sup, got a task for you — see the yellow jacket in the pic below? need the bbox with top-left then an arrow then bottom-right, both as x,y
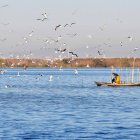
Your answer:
116,76 -> 120,84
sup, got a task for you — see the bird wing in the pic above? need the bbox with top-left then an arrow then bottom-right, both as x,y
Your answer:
70,23 -> 76,27
55,26 -> 58,31
74,53 -> 78,57
42,18 -> 47,21
64,24 -> 68,27
55,25 -> 61,31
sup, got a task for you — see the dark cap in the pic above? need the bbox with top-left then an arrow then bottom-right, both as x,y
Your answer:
112,73 -> 119,76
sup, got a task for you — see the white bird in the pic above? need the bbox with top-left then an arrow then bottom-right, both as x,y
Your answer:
74,69 -> 78,74
0,70 -> 6,74
42,13 -> 47,18
29,31 -> 34,37
23,37 -> 29,44
32,61 -> 35,64
86,64 -> 90,68
128,36 -> 133,41
59,66 -> 63,70
5,85 -> 11,88
17,72 -> 20,76
49,75 -> 53,81
133,47 -> 139,52
120,41 -> 123,47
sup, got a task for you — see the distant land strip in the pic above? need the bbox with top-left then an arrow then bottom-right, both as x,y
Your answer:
0,58 -> 140,68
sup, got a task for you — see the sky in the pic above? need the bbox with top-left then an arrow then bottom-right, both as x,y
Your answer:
0,0 -> 140,58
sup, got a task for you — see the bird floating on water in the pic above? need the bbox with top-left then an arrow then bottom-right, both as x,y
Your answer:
17,72 -> 20,76
49,75 -> 53,81
74,69 -> 78,74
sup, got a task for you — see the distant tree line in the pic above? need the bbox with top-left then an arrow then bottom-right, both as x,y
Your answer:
0,58 -> 139,68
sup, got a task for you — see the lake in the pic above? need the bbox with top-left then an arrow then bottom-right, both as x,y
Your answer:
0,68 -> 140,140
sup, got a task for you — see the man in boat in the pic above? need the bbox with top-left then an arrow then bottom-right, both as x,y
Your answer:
112,73 -> 120,84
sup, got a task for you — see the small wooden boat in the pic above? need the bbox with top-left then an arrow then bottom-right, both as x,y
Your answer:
95,81 -> 140,87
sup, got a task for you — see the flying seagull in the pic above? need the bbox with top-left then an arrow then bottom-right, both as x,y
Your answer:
133,47 -> 139,52
120,41 -> 123,47
98,51 -> 102,55
128,36 -> 133,41
97,50 -> 104,56
0,38 -> 7,42
42,13 -> 47,18
70,22 -> 76,27
1,22 -> 10,26
66,33 -> 77,37
64,24 -> 69,27
37,18 -> 47,21
55,25 -> 62,31
69,51 -> 78,57
0,4 -> 8,8
55,48 -> 66,53
29,31 -> 34,37
37,12 -> 48,21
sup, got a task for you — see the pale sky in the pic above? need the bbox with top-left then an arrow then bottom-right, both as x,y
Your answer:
0,0 -> 140,58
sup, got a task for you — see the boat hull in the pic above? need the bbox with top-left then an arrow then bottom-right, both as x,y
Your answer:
95,82 -> 140,86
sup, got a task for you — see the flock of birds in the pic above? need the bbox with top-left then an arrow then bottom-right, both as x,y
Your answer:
35,11 -> 80,60
0,4 -> 81,88
32,12 -> 79,58
0,8 -> 79,63
0,4 -> 139,60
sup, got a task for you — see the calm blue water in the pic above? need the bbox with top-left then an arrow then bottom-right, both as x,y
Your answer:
0,68 -> 140,140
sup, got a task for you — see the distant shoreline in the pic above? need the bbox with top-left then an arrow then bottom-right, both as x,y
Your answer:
0,58 -> 140,68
